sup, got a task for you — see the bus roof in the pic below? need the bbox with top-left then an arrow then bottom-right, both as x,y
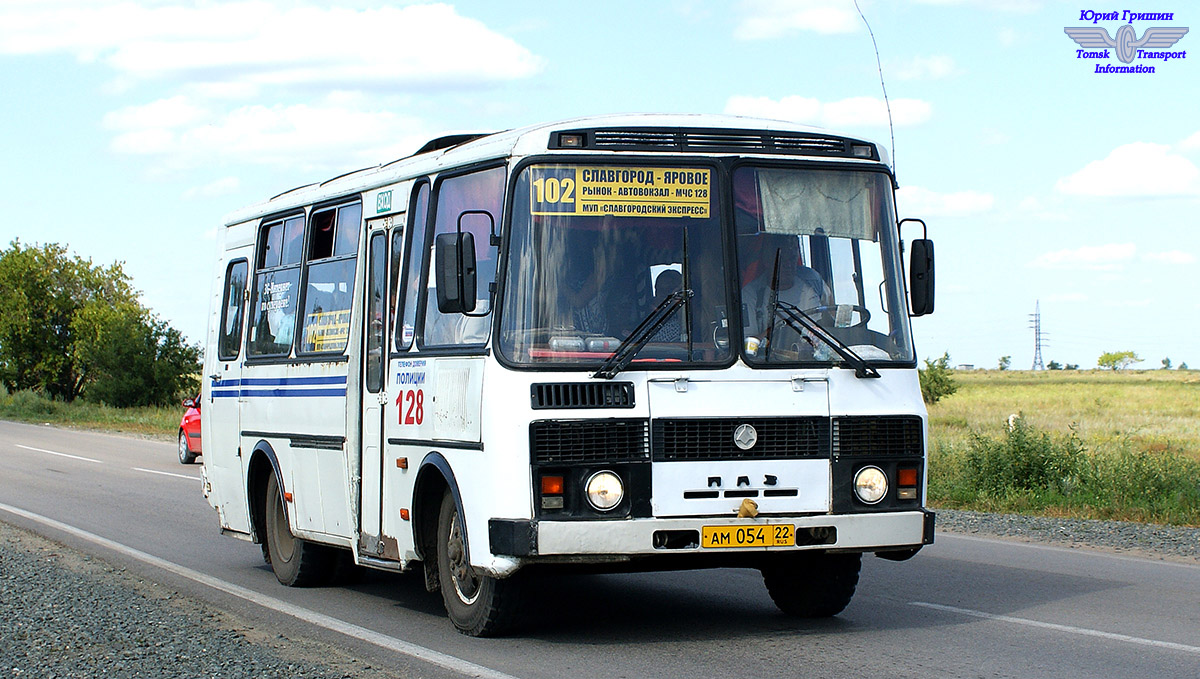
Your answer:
223,113 -> 891,227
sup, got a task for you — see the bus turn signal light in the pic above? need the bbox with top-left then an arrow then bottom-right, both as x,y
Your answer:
897,467 -> 919,500
541,475 -> 564,495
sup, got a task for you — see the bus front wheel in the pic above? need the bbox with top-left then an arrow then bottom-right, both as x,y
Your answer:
435,491 -> 521,636
761,551 -> 861,617
264,473 -> 335,587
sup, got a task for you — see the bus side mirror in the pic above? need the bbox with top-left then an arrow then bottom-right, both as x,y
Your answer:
909,238 -> 935,316
434,231 -> 477,314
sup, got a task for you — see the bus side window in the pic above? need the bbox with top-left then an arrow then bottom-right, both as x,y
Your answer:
248,216 -> 303,357
421,166 -> 505,347
218,259 -> 248,361
298,202 -> 361,355
395,182 -> 429,350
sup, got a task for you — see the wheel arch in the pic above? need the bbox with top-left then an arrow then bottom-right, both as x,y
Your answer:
412,452 -> 466,566
246,440 -> 284,546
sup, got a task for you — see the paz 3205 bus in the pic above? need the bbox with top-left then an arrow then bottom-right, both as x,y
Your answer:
200,113 -> 937,636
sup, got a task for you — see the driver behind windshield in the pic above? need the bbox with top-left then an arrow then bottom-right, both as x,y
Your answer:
739,234 -> 830,357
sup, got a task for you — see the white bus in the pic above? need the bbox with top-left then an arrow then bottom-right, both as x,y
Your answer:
200,113 -> 937,636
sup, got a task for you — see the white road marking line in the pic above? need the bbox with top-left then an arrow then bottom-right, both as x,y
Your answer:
911,601 -> 1200,655
132,467 -> 199,481
14,444 -> 102,464
0,502 -> 522,679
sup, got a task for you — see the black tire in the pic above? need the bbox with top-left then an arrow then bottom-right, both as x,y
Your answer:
177,430 -> 198,465
435,491 -> 522,636
263,474 -> 336,587
762,552 -> 862,617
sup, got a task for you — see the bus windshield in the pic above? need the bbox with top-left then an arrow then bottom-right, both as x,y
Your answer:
734,165 -> 913,365
498,162 -> 914,369
499,163 -> 732,367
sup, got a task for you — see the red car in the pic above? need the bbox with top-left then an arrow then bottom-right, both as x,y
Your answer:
178,395 -> 202,464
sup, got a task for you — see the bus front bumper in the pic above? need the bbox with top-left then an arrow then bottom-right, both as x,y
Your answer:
489,509 -> 935,558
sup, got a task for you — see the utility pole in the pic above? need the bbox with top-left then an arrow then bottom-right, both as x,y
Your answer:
1029,300 -> 1045,371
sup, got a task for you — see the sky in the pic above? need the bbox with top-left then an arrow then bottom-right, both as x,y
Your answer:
1,0 -> 1197,370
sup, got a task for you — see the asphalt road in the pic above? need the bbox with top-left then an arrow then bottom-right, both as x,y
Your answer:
2,419 -> 1197,679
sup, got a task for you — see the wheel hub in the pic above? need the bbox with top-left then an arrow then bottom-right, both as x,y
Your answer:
446,511 -> 480,604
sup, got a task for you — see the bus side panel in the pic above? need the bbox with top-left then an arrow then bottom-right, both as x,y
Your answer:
379,356 -> 484,561
238,360 -> 353,541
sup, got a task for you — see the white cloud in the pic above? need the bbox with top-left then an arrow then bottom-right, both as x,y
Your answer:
724,95 -> 931,128
1029,243 -> 1137,270
184,177 -> 241,200
0,2 -> 542,93
1142,250 -> 1197,265
1044,293 -> 1088,303
105,96 -> 433,172
734,0 -> 860,40
893,55 -> 961,80
103,96 -> 208,132
1182,131 -> 1200,150
1056,142 -> 1200,197
895,186 -> 994,217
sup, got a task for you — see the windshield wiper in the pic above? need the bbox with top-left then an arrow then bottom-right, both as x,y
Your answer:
773,301 -> 880,379
592,289 -> 693,380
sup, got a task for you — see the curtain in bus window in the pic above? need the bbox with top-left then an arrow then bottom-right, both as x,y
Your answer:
758,170 -> 876,240
422,167 -> 505,347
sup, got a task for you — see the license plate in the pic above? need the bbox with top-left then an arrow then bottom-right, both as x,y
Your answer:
701,524 -> 795,548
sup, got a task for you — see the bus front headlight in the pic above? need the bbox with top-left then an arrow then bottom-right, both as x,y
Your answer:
853,466 -> 888,505
585,471 -> 624,511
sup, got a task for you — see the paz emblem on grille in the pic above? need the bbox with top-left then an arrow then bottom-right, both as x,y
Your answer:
733,424 -> 758,450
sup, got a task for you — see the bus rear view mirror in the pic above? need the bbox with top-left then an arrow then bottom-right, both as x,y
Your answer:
435,231 -> 477,314
909,238 -> 934,316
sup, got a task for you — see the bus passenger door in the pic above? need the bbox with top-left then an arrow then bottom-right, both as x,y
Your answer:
359,225 -> 392,558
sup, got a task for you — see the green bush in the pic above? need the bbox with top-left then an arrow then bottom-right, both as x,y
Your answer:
919,352 -> 958,405
930,415 -> 1200,525
963,416 -> 1083,496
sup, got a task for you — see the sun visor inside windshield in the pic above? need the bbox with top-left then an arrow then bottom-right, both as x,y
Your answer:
759,170 -> 877,242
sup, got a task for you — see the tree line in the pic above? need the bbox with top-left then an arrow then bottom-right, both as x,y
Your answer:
0,241 -> 200,407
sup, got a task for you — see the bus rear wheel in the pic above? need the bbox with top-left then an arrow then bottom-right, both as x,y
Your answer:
435,491 -> 521,636
264,473 -> 335,587
761,552 -> 861,617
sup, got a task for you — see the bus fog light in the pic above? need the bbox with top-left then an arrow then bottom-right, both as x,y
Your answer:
585,471 -> 624,511
853,466 -> 888,504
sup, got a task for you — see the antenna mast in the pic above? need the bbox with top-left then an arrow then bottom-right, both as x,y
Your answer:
1029,301 -> 1046,371
854,0 -> 895,171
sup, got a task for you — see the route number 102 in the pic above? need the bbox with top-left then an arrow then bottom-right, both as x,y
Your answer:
395,389 -> 424,425
532,177 -> 575,204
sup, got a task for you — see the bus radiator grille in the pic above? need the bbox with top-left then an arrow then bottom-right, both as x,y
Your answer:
530,419 -> 650,464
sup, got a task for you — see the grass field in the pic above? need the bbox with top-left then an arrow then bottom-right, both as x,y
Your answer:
0,390 -> 181,440
927,369 -> 1200,525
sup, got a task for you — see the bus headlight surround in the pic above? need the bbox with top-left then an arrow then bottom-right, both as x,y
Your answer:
853,466 -> 888,505
585,471 -> 624,511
